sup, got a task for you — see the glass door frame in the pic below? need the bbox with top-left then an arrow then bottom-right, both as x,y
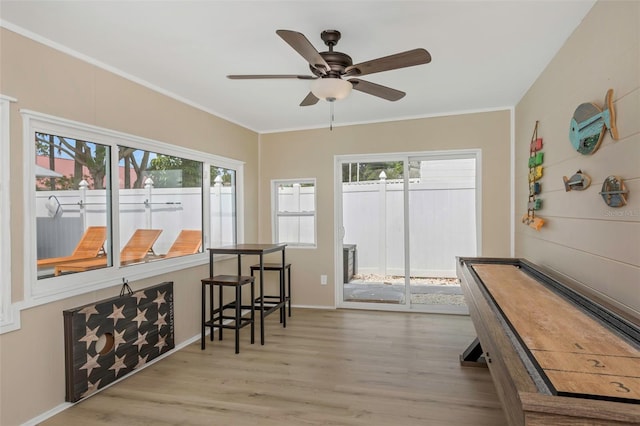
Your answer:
334,149 -> 482,313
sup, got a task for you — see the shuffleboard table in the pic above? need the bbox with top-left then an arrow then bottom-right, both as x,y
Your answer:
457,257 -> 640,426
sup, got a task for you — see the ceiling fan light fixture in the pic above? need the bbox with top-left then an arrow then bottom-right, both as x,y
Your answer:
311,78 -> 352,102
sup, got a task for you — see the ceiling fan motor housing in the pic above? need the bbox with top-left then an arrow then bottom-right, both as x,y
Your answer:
309,30 -> 354,78
311,51 -> 353,77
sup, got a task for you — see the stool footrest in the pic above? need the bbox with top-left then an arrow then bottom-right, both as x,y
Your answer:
202,275 -> 254,286
249,263 -> 291,271
204,318 -> 253,330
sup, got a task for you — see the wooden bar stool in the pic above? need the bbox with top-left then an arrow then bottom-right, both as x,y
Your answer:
250,263 -> 292,320
201,274 -> 255,354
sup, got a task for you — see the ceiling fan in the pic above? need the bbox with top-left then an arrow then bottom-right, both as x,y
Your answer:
228,29 -> 432,107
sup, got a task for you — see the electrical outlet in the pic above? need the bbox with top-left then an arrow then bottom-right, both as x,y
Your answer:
320,275 -> 327,285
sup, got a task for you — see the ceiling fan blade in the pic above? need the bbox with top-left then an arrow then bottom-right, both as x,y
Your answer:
348,78 -> 405,101
227,74 -> 316,80
345,48 -> 431,77
276,29 -> 330,74
300,92 -> 320,106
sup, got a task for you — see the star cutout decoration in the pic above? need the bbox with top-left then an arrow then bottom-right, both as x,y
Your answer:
133,308 -> 148,328
80,353 -> 101,376
133,291 -> 147,305
110,354 -> 127,377
134,331 -> 149,351
112,329 -> 127,351
78,326 -> 100,350
107,304 -> 126,327
155,334 -> 167,351
135,354 -> 149,369
81,378 -> 102,398
154,312 -> 167,330
153,290 -> 167,308
78,305 -> 99,320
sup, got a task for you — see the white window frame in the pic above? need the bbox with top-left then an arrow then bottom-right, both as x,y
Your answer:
22,110 -> 244,306
0,95 -> 17,333
271,178 -> 317,248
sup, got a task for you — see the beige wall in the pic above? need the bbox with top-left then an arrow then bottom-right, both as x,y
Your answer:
260,111 -> 512,307
515,0 -> 640,317
0,29 -> 258,425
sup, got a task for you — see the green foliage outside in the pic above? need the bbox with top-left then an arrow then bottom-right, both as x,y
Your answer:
342,161 -> 405,183
36,133 -> 232,191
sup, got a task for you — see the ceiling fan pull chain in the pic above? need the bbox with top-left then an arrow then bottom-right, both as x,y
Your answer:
330,101 -> 334,131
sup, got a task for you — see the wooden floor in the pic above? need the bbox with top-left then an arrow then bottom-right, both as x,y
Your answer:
42,309 -> 507,426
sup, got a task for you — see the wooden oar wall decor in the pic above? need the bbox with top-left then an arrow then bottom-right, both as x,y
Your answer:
522,121 -> 545,231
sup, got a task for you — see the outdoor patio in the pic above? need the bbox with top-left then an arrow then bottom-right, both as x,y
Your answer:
343,274 -> 466,306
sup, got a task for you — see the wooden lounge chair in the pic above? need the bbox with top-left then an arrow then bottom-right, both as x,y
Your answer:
37,226 -> 107,269
163,230 -> 202,258
54,229 -> 162,276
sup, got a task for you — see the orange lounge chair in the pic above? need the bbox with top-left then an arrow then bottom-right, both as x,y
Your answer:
163,230 -> 202,258
54,229 -> 162,276
37,226 -> 107,269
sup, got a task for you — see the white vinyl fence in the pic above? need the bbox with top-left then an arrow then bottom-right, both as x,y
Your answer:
36,182 -> 234,258
342,175 -> 477,278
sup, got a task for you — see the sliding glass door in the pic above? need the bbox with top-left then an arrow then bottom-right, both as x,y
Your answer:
336,151 -> 479,313
341,160 -> 407,305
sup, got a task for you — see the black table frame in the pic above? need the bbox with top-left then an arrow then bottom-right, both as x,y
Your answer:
207,243 -> 287,345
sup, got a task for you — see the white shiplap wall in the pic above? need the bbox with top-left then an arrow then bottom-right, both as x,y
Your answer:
515,0 -> 640,317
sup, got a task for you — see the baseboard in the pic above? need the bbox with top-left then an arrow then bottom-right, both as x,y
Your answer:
292,304 -> 335,310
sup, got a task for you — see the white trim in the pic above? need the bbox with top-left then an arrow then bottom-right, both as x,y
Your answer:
509,106 -> 516,256
260,106 -> 514,135
234,163 -> 245,245
403,160 -> 411,305
0,95 -> 17,333
271,178 -> 317,248
336,149 -> 478,163
292,304 -> 335,310
476,150 -> 483,257
333,159 -> 343,309
21,109 -> 244,307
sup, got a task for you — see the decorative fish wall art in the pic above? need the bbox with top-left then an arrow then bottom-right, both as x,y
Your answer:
600,175 -> 628,208
569,89 -> 619,155
563,170 -> 591,192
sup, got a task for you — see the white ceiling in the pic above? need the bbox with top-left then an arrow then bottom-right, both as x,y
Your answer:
0,1 -> 596,133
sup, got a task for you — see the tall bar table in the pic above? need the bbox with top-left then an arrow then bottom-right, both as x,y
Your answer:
206,243 -> 287,345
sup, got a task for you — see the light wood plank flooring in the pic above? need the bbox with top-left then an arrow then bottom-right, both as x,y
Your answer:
42,309 -> 507,426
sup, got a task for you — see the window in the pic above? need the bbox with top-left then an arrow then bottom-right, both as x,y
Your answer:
210,166 -> 237,247
0,95 -> 16,332
118,146 -> 203,264
35,133 -> 112,279
272,179 -> 316,247
22,110 -> 244,303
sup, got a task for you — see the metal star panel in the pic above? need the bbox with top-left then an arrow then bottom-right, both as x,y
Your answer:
63,282 -> 174,402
